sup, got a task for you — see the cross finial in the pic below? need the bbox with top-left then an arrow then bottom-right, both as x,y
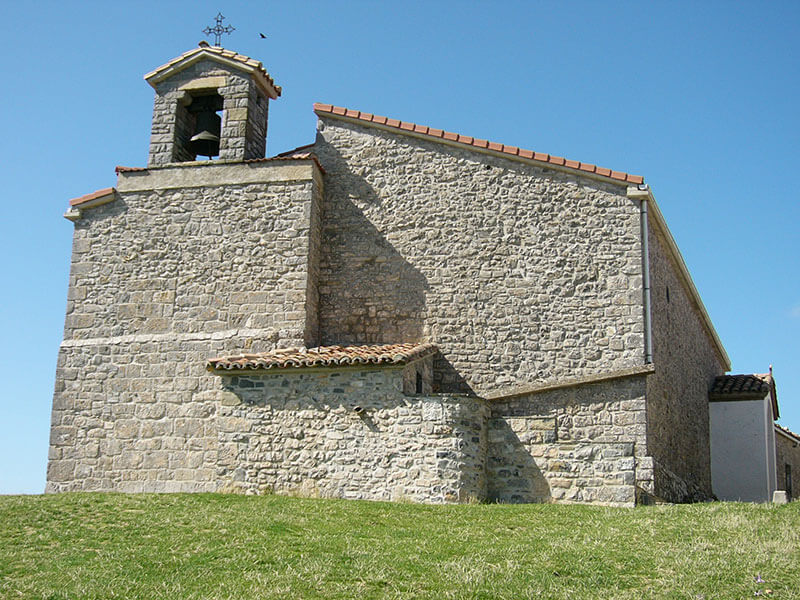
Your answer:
202,12 -> 235,47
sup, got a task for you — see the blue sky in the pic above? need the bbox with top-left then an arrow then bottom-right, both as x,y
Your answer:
1,1 -> 798,494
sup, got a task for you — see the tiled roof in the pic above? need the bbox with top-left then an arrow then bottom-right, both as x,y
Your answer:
273,143 -> 316,158
69,187 -> 115,207
145,44 -> 281,98
115,153 -> 324,175
710,372 -> 779,419
207,343 -> 437,372
710,374 -> 772,397
245,153 -> 325,174
313,103 -> 644,185
776,423 -> 800,444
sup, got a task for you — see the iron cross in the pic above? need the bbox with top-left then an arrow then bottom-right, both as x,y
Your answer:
203,13 -> 235,46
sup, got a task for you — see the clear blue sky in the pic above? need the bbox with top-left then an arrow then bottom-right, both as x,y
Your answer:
1,1 -> 798,494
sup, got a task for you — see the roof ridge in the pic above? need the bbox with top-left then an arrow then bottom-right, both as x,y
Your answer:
272,142 -> 316,158
313,103 -> 644,185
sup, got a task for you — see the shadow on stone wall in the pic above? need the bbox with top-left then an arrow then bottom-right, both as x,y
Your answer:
487,418 -> 551,503
433,353 -> 475,395
315,137 -> 430,348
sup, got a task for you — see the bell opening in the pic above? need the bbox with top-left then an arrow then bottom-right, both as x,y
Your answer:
187,93 -> 223,160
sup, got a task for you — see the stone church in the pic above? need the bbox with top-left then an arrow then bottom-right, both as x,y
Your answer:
47,44 -> 775,505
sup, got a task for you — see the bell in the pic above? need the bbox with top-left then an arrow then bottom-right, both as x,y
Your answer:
190,111 -> 221,158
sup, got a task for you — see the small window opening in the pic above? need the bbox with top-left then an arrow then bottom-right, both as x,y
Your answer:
415,371 -> 423,394
786,464 -> 793,499
666,285 -> 670,303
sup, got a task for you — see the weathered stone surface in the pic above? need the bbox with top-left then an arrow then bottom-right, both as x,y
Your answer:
773,428 -> 800,501
487,374 -> 647,506
314,118 -> 645,396
216,366 -> 488,502
63,163 -> 320,347
645,221 -> 724,501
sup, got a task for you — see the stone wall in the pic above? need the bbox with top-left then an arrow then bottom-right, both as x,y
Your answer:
303,167 -> 324,347
314,117 -> 646,396
63,163 -> 320,346
215,366 -> 488,502
775,428 -> 800,500
645,215 -> 726,501
487,373 -> 649,506
49,351 -> 489,502
47,161 -> 322,491
48,336 -> 240,492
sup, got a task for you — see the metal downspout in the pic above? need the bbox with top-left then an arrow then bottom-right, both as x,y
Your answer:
639,186 -> 654,364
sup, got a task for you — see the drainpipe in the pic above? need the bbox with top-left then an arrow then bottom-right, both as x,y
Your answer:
629,184 -> 653,364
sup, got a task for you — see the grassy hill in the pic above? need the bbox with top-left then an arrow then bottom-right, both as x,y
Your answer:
1,493 -> 798,599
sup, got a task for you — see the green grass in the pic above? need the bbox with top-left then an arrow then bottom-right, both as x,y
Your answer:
1,494 -> 798,599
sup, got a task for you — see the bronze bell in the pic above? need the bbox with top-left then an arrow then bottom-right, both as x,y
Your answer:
190,110 -> 221,158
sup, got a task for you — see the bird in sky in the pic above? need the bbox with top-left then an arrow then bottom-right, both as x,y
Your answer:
259,32 -> 267,39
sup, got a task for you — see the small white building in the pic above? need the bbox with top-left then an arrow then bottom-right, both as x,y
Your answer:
709,373 -> 778,502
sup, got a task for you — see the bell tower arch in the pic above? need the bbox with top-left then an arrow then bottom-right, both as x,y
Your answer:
144,42 -> 281,166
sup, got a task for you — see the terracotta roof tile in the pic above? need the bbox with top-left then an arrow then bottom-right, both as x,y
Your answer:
314,103 -> 645,185
710,373 -> 772,397
144,45 -> 281,98
710,372 -> 779,419
272,143 -> 316,158
207,343 -> 437,372
776,423 -> 800,443
244,153 -> 326,174
69,187 -> 115,207
114,153 -> 325,175
115,166 -> 147,174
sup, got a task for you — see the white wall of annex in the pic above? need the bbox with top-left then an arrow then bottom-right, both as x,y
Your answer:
710,397 -> 774,502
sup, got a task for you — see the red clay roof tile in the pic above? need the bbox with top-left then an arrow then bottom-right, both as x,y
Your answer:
244,153 -> 326,174
272,143 -> 316,157
145,46 -> 281,98
710,373 -> 772,397
207,343 -> 437,372
115,166 -> 147,174
710,373 -> 779,418
776,423 -> 800,443
69,187 -> 115,207
313,103 -> 645,185
114,153 -> 325,178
